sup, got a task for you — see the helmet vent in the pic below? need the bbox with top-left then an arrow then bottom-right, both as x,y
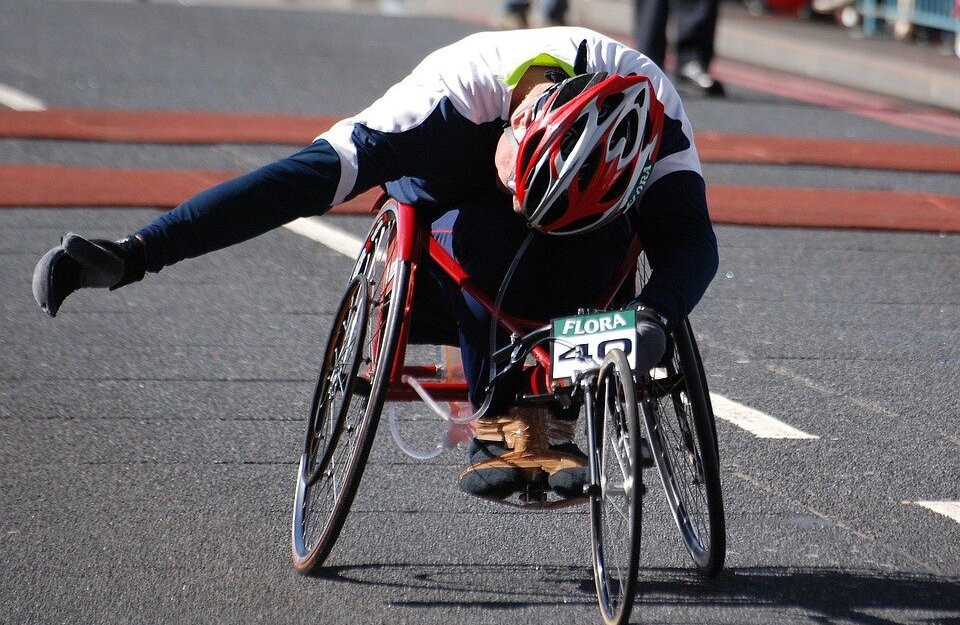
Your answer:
610,110 -> 639,156
641,114 -> 653,147
519,128 -> 545,171
577,147 -> 601,192
539,189 -> 569,227
597,92 -> 624,124
560,117 -> 588,159
526,165 -> 552,206
600,170 -> 632,204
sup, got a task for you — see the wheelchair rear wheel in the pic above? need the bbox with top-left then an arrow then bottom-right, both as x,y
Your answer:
291,206 -> 410,574
641,318 -> 725,577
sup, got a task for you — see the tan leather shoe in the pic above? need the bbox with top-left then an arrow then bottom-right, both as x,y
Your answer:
457,406 -> 587,499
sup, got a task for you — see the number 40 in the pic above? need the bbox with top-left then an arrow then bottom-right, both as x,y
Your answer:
557,338 -> 634,362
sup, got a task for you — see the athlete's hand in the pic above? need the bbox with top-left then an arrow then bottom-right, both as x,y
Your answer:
32,234 -> 143,317
632,305 -> 668,374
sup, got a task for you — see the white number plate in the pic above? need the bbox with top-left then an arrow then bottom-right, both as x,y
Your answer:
551,309 -> 636,380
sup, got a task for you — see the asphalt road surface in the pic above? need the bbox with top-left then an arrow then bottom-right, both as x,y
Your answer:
1,1 -> 958,624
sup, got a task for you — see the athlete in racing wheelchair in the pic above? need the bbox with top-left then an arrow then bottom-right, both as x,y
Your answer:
33,27 -> 718,502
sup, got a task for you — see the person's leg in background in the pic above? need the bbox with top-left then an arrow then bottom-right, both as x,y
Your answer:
542,0 -> 569,25
632,0 -> 724,96
672,0 -> 725,95
500,0 -> 531,28
632,0 -> 670,67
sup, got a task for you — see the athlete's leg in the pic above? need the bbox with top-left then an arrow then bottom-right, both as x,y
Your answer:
429,192 -> 535,411
431,191 -> 637,407
432,193 -> 638,499
632,0 -> 671,68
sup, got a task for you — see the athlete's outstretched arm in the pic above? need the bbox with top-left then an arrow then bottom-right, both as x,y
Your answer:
34,139 -> 354,316
136,140 -> 343,272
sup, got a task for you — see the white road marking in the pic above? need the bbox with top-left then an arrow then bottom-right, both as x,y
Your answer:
710,392 -> 819,439
908,501 -> 960,524
284,216 -> 819,441
0,83 -> 46,111
284,216 -> 362,258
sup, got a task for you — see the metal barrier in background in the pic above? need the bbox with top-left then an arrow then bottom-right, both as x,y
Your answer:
859,0 -> 960,37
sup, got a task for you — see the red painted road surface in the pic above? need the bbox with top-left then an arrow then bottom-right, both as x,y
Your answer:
0,165 -> 382,216
0,108 -> 327,145
2,104 -> 959,232
3,108 -> 959,173
3,164 -> 958,233
713,59 -> 960,141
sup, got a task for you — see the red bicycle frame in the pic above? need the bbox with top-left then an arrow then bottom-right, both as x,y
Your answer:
369,194 -> 643,405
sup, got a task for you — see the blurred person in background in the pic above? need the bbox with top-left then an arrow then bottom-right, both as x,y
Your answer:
500,0 -> 569,28
633,0 -> 726,96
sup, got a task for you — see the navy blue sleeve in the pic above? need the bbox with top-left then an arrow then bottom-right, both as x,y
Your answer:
136,140 -> 341,271
630,170 -> 719,327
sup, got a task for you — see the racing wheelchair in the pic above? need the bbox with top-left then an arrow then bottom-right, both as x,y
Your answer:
290,194 -> 725,625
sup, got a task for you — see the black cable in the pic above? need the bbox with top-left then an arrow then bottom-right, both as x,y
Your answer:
477,229 -> 537,416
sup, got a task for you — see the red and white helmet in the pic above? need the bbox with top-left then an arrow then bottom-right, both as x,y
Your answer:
513,72 -> 664,235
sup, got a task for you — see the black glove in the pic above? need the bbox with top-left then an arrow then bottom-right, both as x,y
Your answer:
632,305 -> 669,374
32,233 -> 146,317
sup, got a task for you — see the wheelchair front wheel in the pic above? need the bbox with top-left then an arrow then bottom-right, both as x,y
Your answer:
590,348 -> 643,625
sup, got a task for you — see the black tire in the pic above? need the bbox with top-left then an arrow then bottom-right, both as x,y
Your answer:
590,349 -> 643,625
291,206 -> 409,574
641,318 -> 725,577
